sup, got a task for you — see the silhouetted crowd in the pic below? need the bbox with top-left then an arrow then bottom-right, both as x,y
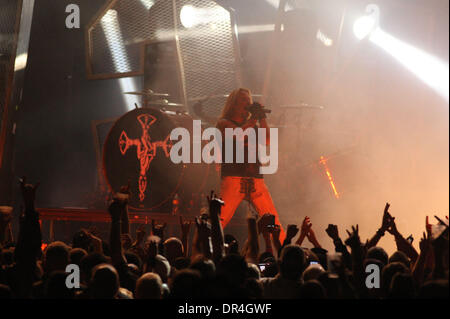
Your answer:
0,180 -> 448,299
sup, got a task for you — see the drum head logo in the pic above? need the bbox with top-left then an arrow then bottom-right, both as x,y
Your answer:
103,109 -> 184,210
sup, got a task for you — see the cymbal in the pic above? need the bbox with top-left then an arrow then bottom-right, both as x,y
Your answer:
147,99 -> 185,108
124,90 -> 170,97
278,103 -> 325,110
189,94 -> 263,102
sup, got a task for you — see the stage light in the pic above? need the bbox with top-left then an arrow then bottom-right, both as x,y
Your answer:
14,53 -> 28,71
353,4 -> 449,101
180,5 -> 197,28
353,16 -> 376,40
264,0 -> 293,11
316,29 -> 333,47
180,4 -> 229,29
101,10 -> 139,111
353,4 -> 379,40
370,28 -> 449,102
139,0 -> 154,10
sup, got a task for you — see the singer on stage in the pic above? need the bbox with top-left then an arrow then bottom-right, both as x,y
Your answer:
216,88 -> 286,240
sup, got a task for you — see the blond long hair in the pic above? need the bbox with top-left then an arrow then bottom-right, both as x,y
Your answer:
219,88 -> 253,120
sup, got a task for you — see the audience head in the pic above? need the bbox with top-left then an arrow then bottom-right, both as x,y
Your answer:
89,264 -> 119,299
0,284 -> 12,299
246,263 -> 261,280
418,280 -> 449,299
279,245 -> 306,281
173,257 -> 191,271
299,280 -> 326,299
169,269 -> 202,299
43,241 -> 70,274
135,272 -> 163,299
388,272 -> 416,299
366,247 -> 389,267
217,254 -> 248,287
153,255 -> 171,283
382,262 -> 409,294
302,263 -> 326,282
190,256 -> 216,280
69,248 -> 87,267
45,271 -> 75,299
163,237 -> 184,265
80,253 -> 111,284
388,251 -> 410,268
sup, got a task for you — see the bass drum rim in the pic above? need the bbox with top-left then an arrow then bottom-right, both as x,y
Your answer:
102,108 -> 187,211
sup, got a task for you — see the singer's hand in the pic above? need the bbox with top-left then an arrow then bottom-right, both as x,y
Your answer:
248,103 -> 268,120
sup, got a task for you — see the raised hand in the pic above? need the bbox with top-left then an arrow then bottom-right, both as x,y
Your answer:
0,210 -> 12,227
121,233 -> 132,250
19,177 -> 40,212
431,225 -> 449,253
386,218 -> 399,236
326,224 -> 339,241
300,216 -> 312,236
108,200 -> 122,222
145,236 -> 160,260
419,231 -> 431,254
381,203 -> 394,232
195,216 -> 211,239
135,224 -> 146,245
224,239 -> 238,255
115,180 -> 131,203
206,190 -> 224,217
179,216 -> 192,237
425,216 -> 432,237
87,232 -> 103,254
257,213 -> 275,234
345,225 -> 361,248
286,224 -> 299,241
271,224 -> 281,239
0,208 -> 12,245
434,215 -> 449,226
151,219 -> 167,240
306,228 -> 322,248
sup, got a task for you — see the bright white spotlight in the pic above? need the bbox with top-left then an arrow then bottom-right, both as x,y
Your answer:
370,28 -> 449,102
180,5 -> 197,28
353,16 -> 376,40
264,0 -> 293,11
139,0 -> 154,10
180,5 -> 229,29
353,4 -> 380,40
353,5 -> 449,101
14,53 -> 28,71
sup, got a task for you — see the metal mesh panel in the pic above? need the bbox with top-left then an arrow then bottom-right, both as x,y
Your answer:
87,0 -> 241,118
0,0 -> 20,127
89,0 -> 162,75
175,0 -> 241,117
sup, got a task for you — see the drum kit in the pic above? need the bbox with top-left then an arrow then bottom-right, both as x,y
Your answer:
102,88 -> 327,211
123,89 -> 325,124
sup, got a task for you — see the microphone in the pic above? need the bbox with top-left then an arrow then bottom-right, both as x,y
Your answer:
246,103 -> 271,119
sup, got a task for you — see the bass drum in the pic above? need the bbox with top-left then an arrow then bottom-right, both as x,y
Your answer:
103,108 -> 212,211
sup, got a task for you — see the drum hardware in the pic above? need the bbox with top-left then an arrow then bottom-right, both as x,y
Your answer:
124,89 -> 170,98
